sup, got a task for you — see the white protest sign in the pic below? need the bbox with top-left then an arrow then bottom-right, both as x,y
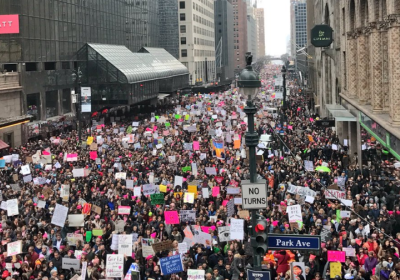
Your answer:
287,205 -> 302,222
68,214 -> 85,227
178,242 -> 188,254
188,269 -> 205,280
230,219 -> 244,240
106,254 -> 124,278
218,226 -> 230,242
143,184 -> 156,195
21,164 -> 30,175
118,235 -> 133,256
62,258 -> 81,270
7,240 -> 22,256
6,199 -> 18,216
51,204 -> 69,227
340,211 -> 351,218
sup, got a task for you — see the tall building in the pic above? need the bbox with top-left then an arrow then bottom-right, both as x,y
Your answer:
307,0 -> 400,164
214,0 -> 235,83
178,0 -> 216,85
246,0 -> 258,61
254,7 -> 266,58
232,0 -> 248,73
290,0 -> 307,56
159,0 -> 180,59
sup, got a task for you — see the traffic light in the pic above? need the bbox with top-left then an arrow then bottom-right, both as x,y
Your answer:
254,220 -> 268,255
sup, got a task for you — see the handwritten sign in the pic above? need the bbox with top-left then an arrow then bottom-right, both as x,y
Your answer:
188,269 -> 205,280
7,240 -> 22,256
159,254 -> 184,275
152,240 -> 173,252
150,193 -> 165,205
118,206 -> 131,215
183,192 -> 194,203
106,254 -> 124,278
62,258 -> 81,270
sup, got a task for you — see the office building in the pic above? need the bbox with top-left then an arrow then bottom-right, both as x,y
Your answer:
246,1 -> 258,61
290,0 -> 307,56
178,0 -> 216,85
159,0 -> 180,59
254,7 -> 266,58
232,0 -> 248,73
214,0 -> 235,83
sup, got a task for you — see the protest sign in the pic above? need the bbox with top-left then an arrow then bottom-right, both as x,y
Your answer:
287,205 -> 302,222
165,211 -> 180,224
320,228 -> 332,243
152,240 -> 173,252
218,226 -> 230,242
325,189 -> 346,200
68,214 -> 84,227
183,192 -> 194,203
118,206 -> 131,215
7,240 -> 22,256
143,184 -> 156,195
291,262 -> 306,280
160,254 -> 184,275
62,258 -> 80,270
327,250 -> 345,262
150,193 -> 165,205
230,219 -> 244,240
188,269 -> 205,280
142,239 -> 155,257
106,254 -> 124,278
179,210 -> 196,222
118,234 -> 133,256
330,262 -> 342,277
6,199 -> 18,216
342,247 -> 355,257
51,204 -> 69,227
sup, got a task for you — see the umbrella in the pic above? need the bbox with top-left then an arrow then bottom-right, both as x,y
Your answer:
315,166 -> 331,173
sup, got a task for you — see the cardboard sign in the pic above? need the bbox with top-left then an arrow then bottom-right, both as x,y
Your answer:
152,240 -> 173,252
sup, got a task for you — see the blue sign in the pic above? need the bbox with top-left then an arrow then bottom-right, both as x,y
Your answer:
160,254 -> 184,275
267,234 -> 321,250
247,269 -> 271,280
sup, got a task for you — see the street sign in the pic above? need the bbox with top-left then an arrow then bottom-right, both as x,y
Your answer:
247,270 -> 271,280
241,181 -> 267,209
267,234 -> 321,250
311,25 -> 333,47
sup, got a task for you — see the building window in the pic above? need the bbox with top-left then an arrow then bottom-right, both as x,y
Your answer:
25,63 -> 38,72
180,13 -> 186,21
181,49 -> 188,58
180,25 -> 186,33
44,62 -> 56,71
181,37 -> 187,44
27,93 -> 40,120
3,132 -> 14,147
62,89 -> 71,114
179,1 -> 185,9
46,90 -> 59,118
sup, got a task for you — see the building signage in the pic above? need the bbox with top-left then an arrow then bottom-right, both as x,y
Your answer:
241,183 -> 267,209
267,234 -> 321,250
311,25 -> 333,47
247,270 -> 271,280
0,15 -> 20,34
315,120 -> 335,127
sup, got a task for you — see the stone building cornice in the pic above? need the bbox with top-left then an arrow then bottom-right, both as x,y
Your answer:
386,14 -> 400,27
346,31 -> 357,40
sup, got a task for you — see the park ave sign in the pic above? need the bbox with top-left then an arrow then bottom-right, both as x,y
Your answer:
267,234 -> 321,250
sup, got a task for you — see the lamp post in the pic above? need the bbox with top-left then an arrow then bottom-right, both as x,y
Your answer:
279,65 -> 287,151
238,52 -> 262,271
72,68 -> 83,143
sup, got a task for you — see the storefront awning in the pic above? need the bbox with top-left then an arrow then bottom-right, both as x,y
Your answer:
0,140 -> 9,149
326,104 -> 357,122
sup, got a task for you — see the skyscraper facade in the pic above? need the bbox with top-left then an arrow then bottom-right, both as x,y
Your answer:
290,0 -> 307,56
214,0 -> 235,83
159,0 -> 180,59
254,7 -> 265,58
232,0 -> 248,73
178,0 -> 216,85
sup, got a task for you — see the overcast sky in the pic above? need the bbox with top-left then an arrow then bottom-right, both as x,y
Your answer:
259,0 -> 291,56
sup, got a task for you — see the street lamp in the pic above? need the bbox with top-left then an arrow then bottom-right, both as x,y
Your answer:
238,52 -> 264,271
281,65 -> 287,110
71,68 -> 83,143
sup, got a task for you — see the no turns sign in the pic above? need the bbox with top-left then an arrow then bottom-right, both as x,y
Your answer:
241,182 -> 267,209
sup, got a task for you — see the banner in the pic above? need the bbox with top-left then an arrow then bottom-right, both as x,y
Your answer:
325,189 -> 346,200
81,87 -> 92,112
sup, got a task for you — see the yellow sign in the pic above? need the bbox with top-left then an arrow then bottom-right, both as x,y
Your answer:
87,136 -> 94,145
330,262 -> 341,278
159,184 -> 167,193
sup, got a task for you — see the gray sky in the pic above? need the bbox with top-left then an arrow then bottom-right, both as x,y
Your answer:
259,0 -> 291,56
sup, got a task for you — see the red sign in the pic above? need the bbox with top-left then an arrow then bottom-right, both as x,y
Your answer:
0,15 -> 20,34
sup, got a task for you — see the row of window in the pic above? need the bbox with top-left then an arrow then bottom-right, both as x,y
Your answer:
194,25 -> 214,38
193,13 -> 214,28
193,3 -> 214,20
194,49 -> 215,57
194,37 -> 214,46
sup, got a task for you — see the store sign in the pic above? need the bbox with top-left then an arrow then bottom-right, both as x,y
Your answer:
267,234 -> 321,250
311,25 -> 333,47
315,120 -> 335,127
0,15 -> 20,34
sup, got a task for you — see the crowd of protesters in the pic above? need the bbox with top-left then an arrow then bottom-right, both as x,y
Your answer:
0,63 -> 398,280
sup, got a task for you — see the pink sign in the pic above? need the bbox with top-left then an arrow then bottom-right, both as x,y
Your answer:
193,141 -> 200,151
165,211 -> 180,224
0,15 -> 19,34
327,250 -> 345,262
212,186 -> 220,197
